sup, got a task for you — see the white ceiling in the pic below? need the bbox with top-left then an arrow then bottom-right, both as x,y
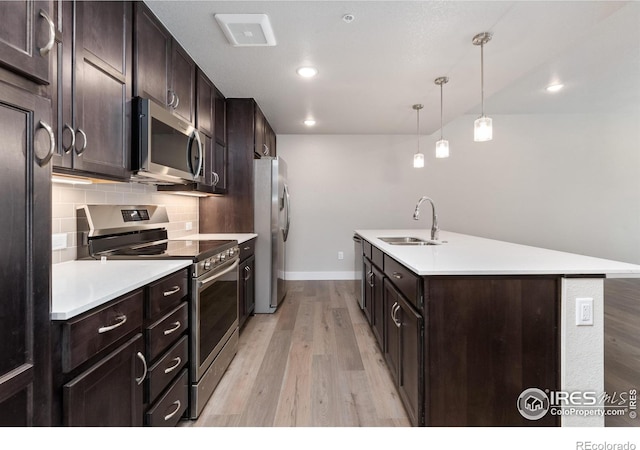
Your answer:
145,1 -> 640,135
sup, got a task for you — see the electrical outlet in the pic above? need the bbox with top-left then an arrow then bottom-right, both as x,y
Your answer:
185,222 -> 193,231
576,298 -> 594,326
52,233 -> 68,251
338,251 -> 344,260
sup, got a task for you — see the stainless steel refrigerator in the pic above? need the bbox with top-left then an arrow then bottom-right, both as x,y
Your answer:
254,156 -> 290,313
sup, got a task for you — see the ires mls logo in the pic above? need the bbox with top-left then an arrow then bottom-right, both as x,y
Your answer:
517,387 -> 638,420
517,388 -> 550,420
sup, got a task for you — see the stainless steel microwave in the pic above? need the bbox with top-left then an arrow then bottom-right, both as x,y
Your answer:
132,97 -> 203,184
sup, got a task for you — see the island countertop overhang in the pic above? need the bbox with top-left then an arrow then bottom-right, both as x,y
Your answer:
354,229 -> 640,277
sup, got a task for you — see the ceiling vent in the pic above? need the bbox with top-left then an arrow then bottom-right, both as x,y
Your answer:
214,14 -> 276,47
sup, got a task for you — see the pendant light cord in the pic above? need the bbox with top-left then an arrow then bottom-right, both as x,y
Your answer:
440,83 -> 444,140
480,42 -> 485,117
416,107 -> 420,152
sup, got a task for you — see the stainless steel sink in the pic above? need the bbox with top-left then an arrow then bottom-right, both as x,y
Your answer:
378,236 -> 439,246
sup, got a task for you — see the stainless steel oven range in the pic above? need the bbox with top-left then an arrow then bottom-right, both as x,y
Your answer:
76,204 -> 239,420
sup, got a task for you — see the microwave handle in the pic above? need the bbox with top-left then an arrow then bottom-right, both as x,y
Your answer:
189,130 -> 203,180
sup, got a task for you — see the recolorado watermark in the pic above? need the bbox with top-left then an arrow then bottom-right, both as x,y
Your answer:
516,387 -> 637,420
576,443 -> 636,450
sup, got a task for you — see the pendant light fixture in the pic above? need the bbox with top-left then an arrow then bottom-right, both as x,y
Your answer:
412,104 -> 424,168
472,32 -> 493,142
434,76 -> 450,158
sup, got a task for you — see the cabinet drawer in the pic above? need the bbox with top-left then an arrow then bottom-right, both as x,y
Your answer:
146,335 -> 188,403
363,240 -> 372,259
384,256 -> 422,310
62,289 -> 144,372
146,269 -> 188,320
239,238 -> 255,262
145,369 -> 188,427
372,246 -> 384,270
146,302 -> 188,361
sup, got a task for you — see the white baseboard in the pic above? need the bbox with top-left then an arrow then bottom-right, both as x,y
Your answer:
286,271 -> 357,281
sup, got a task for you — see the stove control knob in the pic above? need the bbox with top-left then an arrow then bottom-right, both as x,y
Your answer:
229,248 -> 235,257
204,260 -> 212,270
219,253 -> 226,262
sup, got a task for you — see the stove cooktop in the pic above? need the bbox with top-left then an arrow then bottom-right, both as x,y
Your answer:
95,239 -> 237,262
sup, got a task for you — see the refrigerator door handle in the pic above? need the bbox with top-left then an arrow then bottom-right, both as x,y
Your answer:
283,184 -> 291,242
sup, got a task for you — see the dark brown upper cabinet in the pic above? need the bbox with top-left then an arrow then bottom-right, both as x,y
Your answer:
0,0 -> 53,84
52,0 -> 132,181
134,2 -> 195,125
196,69 -> 227,193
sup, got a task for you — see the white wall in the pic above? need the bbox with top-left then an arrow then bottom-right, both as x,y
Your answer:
278,112 -> 640,278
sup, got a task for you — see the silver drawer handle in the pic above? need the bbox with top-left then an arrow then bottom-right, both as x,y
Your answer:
164,357 -> 182,374
243,246 -> 251,251
98,315 -> 127,334
168,90 -> 176,108
392,272 -> 403,280
38,9 -> 55,56
164,400 -> 181,421
136,352 -> 147,385
244,265 -> 251,281
163,321 -> 181,336
163,286 -> 181,297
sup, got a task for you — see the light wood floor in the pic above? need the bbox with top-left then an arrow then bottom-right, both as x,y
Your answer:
184,280 -> 410,427
604,278 -> 640,427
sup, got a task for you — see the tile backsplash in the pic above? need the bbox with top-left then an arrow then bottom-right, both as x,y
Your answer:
52,182 -> 199,264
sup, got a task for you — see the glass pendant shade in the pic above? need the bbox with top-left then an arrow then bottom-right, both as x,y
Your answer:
413,152 -> 425,168
474,116 -> 493,142
435,139 -> 450,158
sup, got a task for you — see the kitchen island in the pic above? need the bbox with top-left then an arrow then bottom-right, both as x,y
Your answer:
355,229 -> 640,427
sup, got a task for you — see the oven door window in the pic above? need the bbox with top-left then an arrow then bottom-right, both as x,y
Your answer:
198,267 -> 238,365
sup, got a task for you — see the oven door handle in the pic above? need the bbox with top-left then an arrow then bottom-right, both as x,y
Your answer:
197,259 -> 240,288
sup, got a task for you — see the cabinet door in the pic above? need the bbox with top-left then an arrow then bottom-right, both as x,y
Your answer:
133,2 -> 171,108
397,293 -> 423,427
0,0 -> 52,84
264,121 -> 276,157
214,87 -> 225,144
196,69 -> 212,136
254,103 -> 265,158
64,333 -> 144,426
371,265 -> 385,351
383,279 -> 400,384
72,0 -> 131,179
363,258 -> 374,325
170,43 -> 195,124
244,255 -> 255,318
0,81 -> 52,426
212,140 -> 227,193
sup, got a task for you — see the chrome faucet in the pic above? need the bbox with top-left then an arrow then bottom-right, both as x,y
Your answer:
413,196 -> 439,240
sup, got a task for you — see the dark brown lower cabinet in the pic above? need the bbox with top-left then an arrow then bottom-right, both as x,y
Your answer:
371,265 -> 385,350
363,258 -> 374,325
426,277 -> 559,426
63,334 -> 144,426
384,279 -> 423,426
239,254 -> 256,329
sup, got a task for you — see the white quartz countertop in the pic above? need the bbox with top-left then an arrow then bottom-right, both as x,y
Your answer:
52,259 -> 193,320
176,233 -> 258,244
355,229 -> 640,277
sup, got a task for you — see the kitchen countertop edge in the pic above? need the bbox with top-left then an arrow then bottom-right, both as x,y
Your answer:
52,259 -> 193,320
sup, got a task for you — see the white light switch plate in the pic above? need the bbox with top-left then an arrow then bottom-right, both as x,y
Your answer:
52,233 -> 68,251
185,222 -> 193,231
576,297 -> 594,326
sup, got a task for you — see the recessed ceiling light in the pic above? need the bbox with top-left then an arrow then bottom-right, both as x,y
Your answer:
342,14 -> 355,23
297,67 -> 318,78
546,83 -> 564,93
304,119 -> 316,126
